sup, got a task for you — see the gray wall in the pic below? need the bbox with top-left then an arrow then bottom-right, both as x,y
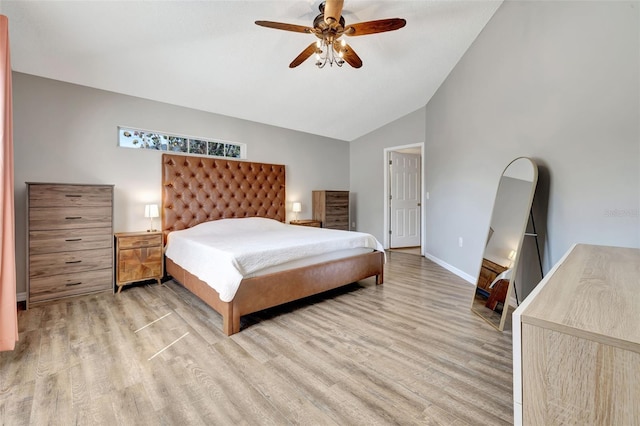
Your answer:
350,107 -> 426,241
13,73 -> 349,296
352,1 -> 639,288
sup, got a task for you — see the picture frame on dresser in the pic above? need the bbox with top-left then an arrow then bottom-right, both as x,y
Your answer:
26,183 -> 114,308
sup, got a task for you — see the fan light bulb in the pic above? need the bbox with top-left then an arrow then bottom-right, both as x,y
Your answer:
315,36 -> 344,69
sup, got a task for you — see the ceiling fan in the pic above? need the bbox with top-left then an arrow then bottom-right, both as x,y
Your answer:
255,0 -> 406,69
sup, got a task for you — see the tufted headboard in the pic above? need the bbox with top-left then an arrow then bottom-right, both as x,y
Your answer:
161,153 -> 286,241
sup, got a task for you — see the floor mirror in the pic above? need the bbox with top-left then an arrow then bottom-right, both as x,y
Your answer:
471,157 -> 538,331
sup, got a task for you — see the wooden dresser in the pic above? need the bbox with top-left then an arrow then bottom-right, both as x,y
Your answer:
513,244 -> 640,425
27,183 -> 114,307
312,190 -> 349,230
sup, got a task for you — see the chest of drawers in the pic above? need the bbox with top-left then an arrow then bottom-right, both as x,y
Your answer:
27,183 -> 114,307
312,190 -> 349,230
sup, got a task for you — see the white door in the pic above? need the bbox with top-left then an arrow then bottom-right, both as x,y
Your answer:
390,151 -> 421,248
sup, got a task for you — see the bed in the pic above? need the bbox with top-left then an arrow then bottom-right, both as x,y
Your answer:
161,153 -> 385,335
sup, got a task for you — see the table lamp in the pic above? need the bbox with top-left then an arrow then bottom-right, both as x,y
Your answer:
292,202 -> 301,221
144,204 -> 159,232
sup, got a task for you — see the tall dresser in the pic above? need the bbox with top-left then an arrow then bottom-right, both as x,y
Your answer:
312,190 -> 349,230
513,244 -> 640,425
27,183 -> 114,307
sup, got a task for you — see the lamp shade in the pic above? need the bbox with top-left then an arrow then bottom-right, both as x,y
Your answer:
292,202 -> 302,213
144,204 -> 159,218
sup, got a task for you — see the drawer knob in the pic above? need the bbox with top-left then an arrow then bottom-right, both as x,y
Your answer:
65,282 -> 82,286
65,194 -> 82,198
65,216 -> 83,220
65,260 -> 82,264
65,238 -> 82,242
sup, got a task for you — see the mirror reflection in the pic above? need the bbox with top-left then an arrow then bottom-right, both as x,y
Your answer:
471,157 -> 538,331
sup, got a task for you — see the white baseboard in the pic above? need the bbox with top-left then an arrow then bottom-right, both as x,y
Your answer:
509,294 -> 518,309
422,253 -> 521,310
423,252 -> 476,285
17,292 -> 26,302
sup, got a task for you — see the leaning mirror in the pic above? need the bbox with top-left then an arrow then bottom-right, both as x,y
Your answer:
471,157 -> 538,331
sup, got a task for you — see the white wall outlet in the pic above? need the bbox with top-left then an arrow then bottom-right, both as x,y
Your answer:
426,191 -> 430,200
458,237 -> 463,247
352,222 -> 356,228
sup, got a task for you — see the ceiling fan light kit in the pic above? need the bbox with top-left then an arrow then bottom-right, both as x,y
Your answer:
255,0 -> 406,69
315,38 -> 346,68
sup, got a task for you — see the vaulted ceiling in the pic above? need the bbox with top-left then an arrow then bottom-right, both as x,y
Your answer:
1,1 -> 502,141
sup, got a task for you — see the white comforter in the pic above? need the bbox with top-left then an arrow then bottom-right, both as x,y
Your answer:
165,217 -> 384,302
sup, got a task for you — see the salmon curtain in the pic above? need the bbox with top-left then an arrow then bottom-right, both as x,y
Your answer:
0,15 -> 18,352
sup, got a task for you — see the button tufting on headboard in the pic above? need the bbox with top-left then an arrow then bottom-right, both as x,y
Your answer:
161,153 -> 286,243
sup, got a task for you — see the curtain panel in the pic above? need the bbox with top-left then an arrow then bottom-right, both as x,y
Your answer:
0,14 -> 18,352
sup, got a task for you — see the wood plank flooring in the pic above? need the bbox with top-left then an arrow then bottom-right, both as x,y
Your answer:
0,252 -> 514,425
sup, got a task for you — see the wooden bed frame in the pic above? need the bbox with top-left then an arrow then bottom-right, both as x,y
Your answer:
162,153 -> 384,335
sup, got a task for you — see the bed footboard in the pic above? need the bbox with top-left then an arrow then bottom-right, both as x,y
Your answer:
165,251 -> 384,335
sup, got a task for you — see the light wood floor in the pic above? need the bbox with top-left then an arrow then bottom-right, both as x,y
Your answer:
0,252 -> 513,425
388,246 -> 421,256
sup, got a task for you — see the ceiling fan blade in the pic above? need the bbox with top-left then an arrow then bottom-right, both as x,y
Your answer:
344,18 -> 407,36
334,42 -> 362,68
289,42 -> 318,68
255,20 -> 313,34
323,0 -> 344,25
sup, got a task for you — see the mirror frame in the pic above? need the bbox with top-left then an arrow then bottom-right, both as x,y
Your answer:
471,157 -> 538,331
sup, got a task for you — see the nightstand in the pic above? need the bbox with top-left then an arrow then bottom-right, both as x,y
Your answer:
114,231 -> 163,293
290,219 -> 321,228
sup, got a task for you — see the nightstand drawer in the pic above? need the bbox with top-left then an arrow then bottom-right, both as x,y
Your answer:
29,247 -> 113,277
29,269 -> 113,303
117,234 -> 162,249
29,228 -> 112,254
118,246 -> 163,283
290,220 -> 321,228
29,184 -> 113,208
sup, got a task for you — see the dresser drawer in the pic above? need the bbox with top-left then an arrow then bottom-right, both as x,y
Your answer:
325,192 -> 349,205
29,227 -> 112,254
324,218 -> 349,230
29,206 -> 112,231
29,248 -> 112,278
325,204 -> 349,216
29,184 -> 113,208
116,233 -> 162,249
29,269 -> 113,303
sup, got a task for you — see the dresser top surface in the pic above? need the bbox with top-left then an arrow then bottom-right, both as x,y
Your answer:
520,244 -> 640,351
27,182 -> 114,187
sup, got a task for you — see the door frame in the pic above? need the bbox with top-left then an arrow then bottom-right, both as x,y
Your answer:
383,143 -> 425,254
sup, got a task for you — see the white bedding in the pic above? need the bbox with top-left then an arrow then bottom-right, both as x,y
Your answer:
165,217 -> 384,302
